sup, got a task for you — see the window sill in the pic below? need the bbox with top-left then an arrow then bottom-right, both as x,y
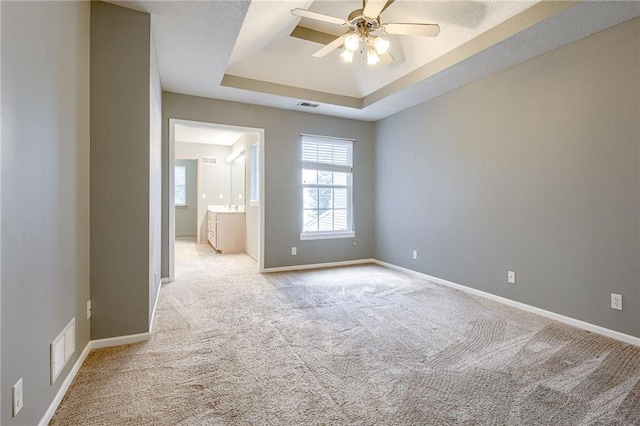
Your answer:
175,205 -> 188,209
249,201 -> 259,207
300,231 -> 355,241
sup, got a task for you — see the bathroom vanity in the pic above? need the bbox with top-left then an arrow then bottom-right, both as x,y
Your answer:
207,205 -> 245,253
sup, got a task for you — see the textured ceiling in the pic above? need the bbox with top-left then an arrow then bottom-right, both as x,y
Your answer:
227,0 -> 536,98
107,0 -> 250,96
106,1 -> 640,121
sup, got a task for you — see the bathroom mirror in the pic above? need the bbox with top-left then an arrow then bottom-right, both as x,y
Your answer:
230,152 -> 245,206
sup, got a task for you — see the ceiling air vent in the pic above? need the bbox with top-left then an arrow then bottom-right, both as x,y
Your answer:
202,156 -> 217,165
298,101 -> 319,108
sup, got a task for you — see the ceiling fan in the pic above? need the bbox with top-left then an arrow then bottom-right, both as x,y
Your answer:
291,0 -> 440,65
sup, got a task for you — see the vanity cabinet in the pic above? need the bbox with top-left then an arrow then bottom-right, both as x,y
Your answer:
207,211 -> 245,253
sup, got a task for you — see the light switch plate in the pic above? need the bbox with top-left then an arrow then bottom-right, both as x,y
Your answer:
13,378 -> 23,417
611,293 -> 622,310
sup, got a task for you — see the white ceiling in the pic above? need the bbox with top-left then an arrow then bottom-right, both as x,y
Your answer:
108,1 -> 640,122
174,121 -> 248,146
228,0 -> 536,98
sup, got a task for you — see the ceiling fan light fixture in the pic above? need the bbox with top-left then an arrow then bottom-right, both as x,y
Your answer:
340,48 -> 355,63
374,36 -> 390,55
344,33 -> 360,51
367,47 -> 380,65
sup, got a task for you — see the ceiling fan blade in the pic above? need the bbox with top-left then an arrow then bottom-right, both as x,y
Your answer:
363,0 -> 389,19
291,25 -> 342,46
312,35 -> 345,58
381,0 -> 395,14
291,9 -> 346,26
381,23 -> 440,37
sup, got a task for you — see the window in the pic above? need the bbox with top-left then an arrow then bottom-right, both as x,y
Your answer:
249,142 -> 259,205
301,135 -> 354,240
175,165 -> 187,207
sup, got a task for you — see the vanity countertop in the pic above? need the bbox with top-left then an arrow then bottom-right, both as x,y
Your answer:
208,204 -> 245,213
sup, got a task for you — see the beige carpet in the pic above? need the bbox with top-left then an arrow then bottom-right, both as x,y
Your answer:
50,239 -> 640,425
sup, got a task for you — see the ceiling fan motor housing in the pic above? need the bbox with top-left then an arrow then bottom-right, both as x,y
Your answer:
348,9 -> 381,34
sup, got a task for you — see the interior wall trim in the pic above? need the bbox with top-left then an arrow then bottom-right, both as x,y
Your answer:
38,258 -> 639,425
91,332 -> 151,350
221,74 -> 362,109
262,258 -> 376,273
38,342 -> 92,426
40,329 -> 156,424
149,276 -> 163,335
40,281 -> 164,424
374,260 -> 640,348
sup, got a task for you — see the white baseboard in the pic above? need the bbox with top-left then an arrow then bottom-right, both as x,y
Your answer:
39,326 -> 153,425
37,258 -> 639,426
39,284 -> 163,425
149,277 -> 162,335
374,260 -> 640,347
90,332 -> 151,349
39,342 -> 92,426
246,251 -> 258,261
263,258 -> 376,273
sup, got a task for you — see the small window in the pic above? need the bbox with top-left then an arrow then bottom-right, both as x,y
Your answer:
175,165 -> 187,207
301,135 -> 354,240
249,143 -> 259,205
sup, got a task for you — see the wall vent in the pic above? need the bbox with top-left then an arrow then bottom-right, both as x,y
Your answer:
202,156 -> 217,165
297,102 -> 320,108
51,318 -> 76,384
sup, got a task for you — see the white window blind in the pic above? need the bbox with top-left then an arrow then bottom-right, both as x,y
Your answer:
301,135 -> 354,239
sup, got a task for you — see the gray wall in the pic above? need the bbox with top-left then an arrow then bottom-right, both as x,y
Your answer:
1,2 -> 91,424
375,17 -> 640,337
162,93 -> 376,271
175,142 -> 232,242
91,2 -> 153,339
175,159 -> 198,236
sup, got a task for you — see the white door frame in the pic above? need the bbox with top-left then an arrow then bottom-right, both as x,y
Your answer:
168,118 -> 266,281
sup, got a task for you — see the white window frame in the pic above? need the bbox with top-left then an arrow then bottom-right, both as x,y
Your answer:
174,164 -> 187,207
300,134 -> 355,241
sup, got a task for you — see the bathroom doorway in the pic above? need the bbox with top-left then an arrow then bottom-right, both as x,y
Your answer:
168,119 -> 265,279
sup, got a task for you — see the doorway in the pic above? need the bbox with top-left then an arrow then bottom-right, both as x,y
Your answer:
174,159 -> 198,239
168,119 -> 265,279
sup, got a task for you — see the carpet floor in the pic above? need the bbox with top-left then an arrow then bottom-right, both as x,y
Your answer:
50,239 -> 640,425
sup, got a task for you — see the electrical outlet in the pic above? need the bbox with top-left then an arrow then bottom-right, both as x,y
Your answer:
508,271 -> 516,284
13,378 -> 23,417
86,300 -> 92,319
218,194 -> 223,200
412,250 -> 418,260
291,247 -> 297,256
202,193 -> 207,199
611,293 -> 623,311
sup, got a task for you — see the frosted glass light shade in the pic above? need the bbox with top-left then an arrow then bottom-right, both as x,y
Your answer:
344,33 -> 360,51
367,48 -> 380,65
340,49 -> 355,63
374,37 -> 389,55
